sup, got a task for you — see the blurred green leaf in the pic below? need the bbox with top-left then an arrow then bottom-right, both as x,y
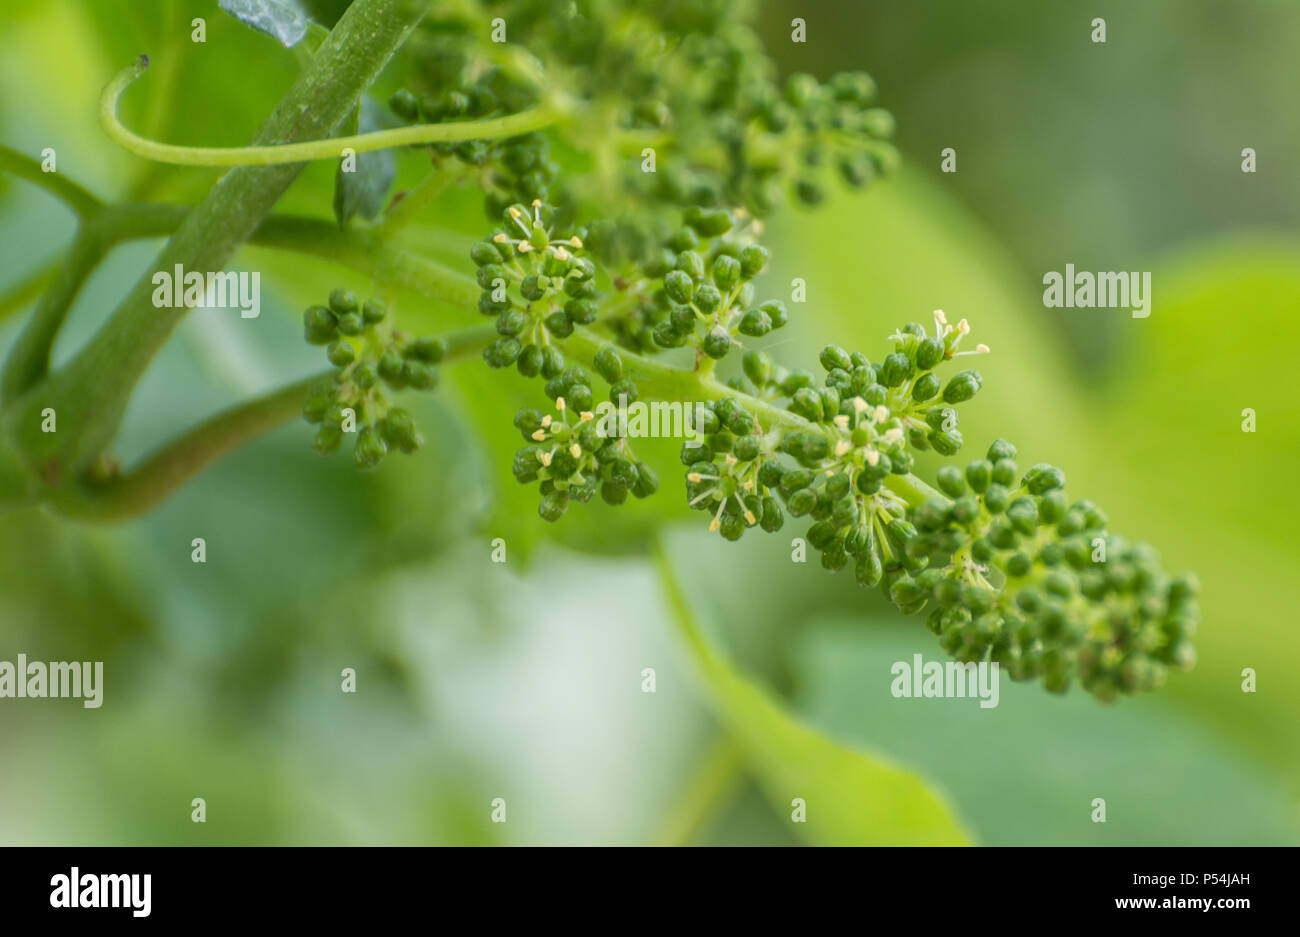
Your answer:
793,619 -> 1300,846
332,99 -> 395,225
657,542 -> 972,845
1087,236 -> 1300,780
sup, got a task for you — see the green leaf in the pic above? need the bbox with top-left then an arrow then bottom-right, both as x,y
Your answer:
218,0 -> 310,48
793,619 -> 1300,846
656,540 -> 973,845
332,99 -> 395,225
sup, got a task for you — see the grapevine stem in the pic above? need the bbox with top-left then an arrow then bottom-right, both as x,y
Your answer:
0,144 -> 103,218
52,323 -> 496,521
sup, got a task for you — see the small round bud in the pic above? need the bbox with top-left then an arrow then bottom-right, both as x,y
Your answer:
760,300 -> 789,329
878,352 -> 912,387
304,305 -> 337,345
483,337 -> 522,368
594,348 -> 623,383
327,341 -> 355,367
664,270 -> 696,304
739,245 -> 769,278
389,88 -> 418,121
936,465 -> 966,498
942,369 -> 983,404
329,288 -> 359,315
738,309 -> 772,336
986,438 -> 1017,462
915,337 -> 944,370
911,372 -> 941,403
335,312 -> 365,336
354,425 -> 388,470
965,459 -> 992,493
819,344 -> 853,373
702,329 -> 732,359
712,255 -> 742,291
411,336 -> 446,363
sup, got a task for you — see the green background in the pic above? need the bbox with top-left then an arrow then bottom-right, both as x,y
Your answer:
0,0 -> 1296,845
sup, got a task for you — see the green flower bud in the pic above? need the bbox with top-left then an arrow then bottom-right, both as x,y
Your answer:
353,362 -> 377,390
538,490 -> 569,522
742,350 -> 773,387
911,372 -> 941,402
664,270 -> 695,304
484,337 -> 522,368
327,341 -> 355,367
790,388 -> 823,422
379,408 -> 422,453
987,438 -> 1017,462
545,311 -> 574,338
633,464 -> 659,498
936,465 -> 966,498
702,329 -> 733,359
984,482 -> 1011,514
329,288 -> 359,315
760,299 -> 789,328
600,481 -> 629,506
313,423 -> 343,455
361,299 -> 387,325
497,309 -> 528,337
516,344 -> 544,378
942,369 -> 982,404
760,497 -> 784,532
669,226 -> 699,253
878,352 -> 912,387
695,285 -> 722,314
965,459 -> 992,493
389,88 -> 419,121
302,391 -> 330,424
929,427 -> 963,456
685,207 -> 732,237
304,305 -> 338,345
819,344 -> 853,373
335,312 -> 365,336
540,346 -> 565,379
991,458 -> 1018,487
1024,463 -> 1066,495
739,245 -> 769,278
1006,496 -> 1039,535
676,250 -> 705,280
404,362 -> 439,390
951,496 -> 979,525
855,551 -> 884,587
593,348 -> 623,383
606,379 -> 636,405
470,242 -> 500,267
712,255 -> 741,291
354,425 -> 388,470
410,336 -> 446,363
738,309 -> 772,336
787,489 -> 817,516
915,336 -> 944,370
565,298 -> 598,325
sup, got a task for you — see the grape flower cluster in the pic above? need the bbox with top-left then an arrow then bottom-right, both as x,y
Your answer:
300,289 -> 445,470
